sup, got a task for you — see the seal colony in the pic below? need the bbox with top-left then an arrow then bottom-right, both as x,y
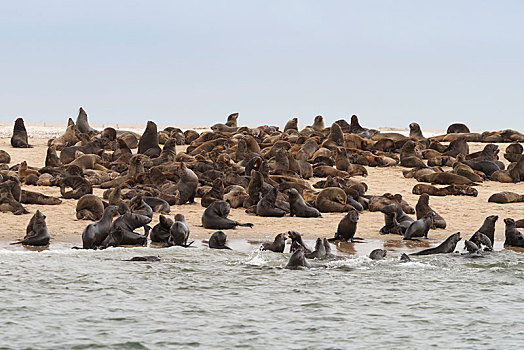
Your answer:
1,108 -> 524,265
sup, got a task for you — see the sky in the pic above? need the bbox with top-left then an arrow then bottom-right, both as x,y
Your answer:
1,0 -> 523,130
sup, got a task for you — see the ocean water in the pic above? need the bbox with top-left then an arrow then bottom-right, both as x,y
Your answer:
1,240 -> 523,350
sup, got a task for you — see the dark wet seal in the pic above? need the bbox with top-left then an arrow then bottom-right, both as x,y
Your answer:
126,256 -> 161,262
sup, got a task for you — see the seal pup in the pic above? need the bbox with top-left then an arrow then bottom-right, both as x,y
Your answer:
464,240 -> 481,254
369,249 -> 387,260
287,188 -> 321,218
208,231 -> 231,249
305,238 -> 327,259
75,205 -> 119,249
504,218 -> 524,248
469,215 -> 498,246
403,211 -> 436,240
150,215 -> 173,243
11,118 -> 31,148
137,121 -> 161,158
168,214 -> 193,247
472,232 -> 493,251
415,194 -> 446,229
329,208 -> 361,242
411,233 -> 462,255
202,200 -> 253,229
284,247 -> 326,269
10,210 -> 50,246
261,233 -> 287,253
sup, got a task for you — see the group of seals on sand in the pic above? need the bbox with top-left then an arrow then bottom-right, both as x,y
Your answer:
3,111 -> 523,263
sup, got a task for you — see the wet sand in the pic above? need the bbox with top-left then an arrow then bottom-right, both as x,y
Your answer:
0,134 -> 523,246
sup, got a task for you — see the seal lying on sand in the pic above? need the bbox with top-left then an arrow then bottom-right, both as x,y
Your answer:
411,233 -> 461,255
284,247 -> 326,269
10,210 -> 50,246
202,200 -> 253,229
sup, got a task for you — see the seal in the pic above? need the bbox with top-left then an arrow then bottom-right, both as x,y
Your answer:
503,218 -> 524,248
403,211 -> 436,240
400,140 -> 426,168
418,172 -> 476,186
415,194 -> 446,229
464,240 -> 480,254
311,115 -> 325,131
76,107 -> 98,134
11,118 -> 31,148
400,253 -> 411,262
0,180 -> 28,215
411,232 -> 462,255
379,204 -> 414,235
0,150 -> 11,164
142,196 -> 170,213
201,178 -> 224,208
447,123 -> 471,134
202,200 -> 253,229
59,167 -> 93,199
175,162 -> 198,204
45,145 -> 62,167
168,213 -> 193,247
21,190 -> 62,205
287,188 -> 321,218
10,210 -> 50,246
284,247 -> 326,269
472,232 -> 493,251
329,208 -> 360,242
442,135 -> 469,157
283,117 -> 298,132
76,205 -> 119,249
261,233 -> 287,253
76,194 -> 105,221
305,238 -> 327,259
287,230 -> 312,253
129,195 -> 153,219
488,191 -> 524,203
256,187 -> 286,217
127,256 -> 161,262
412,184 -> 478,197
509,156 -> 524,183
137,120 -> 161,158
315,187 -> 351,212
469,215 -> 498,246
369,249 -> 387,260
107,212 -> 151,246
409,122 -> 426,141
150,215 -> 174,243
517,219 -> 524,228
208,230 -> 232,249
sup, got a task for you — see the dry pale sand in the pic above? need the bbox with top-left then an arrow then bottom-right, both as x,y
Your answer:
0,136 -> 523,248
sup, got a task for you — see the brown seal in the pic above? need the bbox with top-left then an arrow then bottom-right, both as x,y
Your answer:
329,207 -> 360,242
261,233 -> 287,253
21,190 -> 62,205
504,218 -> 524,248
76,107 -> 98,134
369,249 -> 387,260
412,184 -> 478,197
202,200 -> 253,229
129,195 -> 153,219
209,230 -> 232,249
76,194 -> 105,221
400,140 -> 426,168
403,212 -> 436,240
168,213 -> 193,247
137,120 -> 161,157
102,212 -> 151,247
0,180 -> 28,214
411,233 -> 462,255
418,172 -> 476,186
415,194 -> 446,229
287,188 -> 321,218
201,178 -> 224,208
284,117 -> 298,132
100,127 -> 117,141
379,204 -> 414,235
45,146 -> 62,167
409,123 -> 426,141
175,162 -> 198,204
488,191 -> 524,203
11,118 -> 31,148
150,214 -> 173,243
315,187 -> 350,212
76,205 -> 119,249
10,210 -> 50,246
256,187 -> 286,217
0,150 -> 11,164
468,215 -> 498,246
311,115 -> 325,131
516,219 -> 524,228
447,123 -> 470,134
59,167 -> 93,199
443,135 -> 469,157
509,156 -> 524,183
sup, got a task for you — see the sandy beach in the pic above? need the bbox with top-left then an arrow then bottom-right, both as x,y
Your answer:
1,129 -> 523,246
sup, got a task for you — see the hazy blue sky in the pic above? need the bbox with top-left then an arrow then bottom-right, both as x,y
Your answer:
1,0 -> 523,129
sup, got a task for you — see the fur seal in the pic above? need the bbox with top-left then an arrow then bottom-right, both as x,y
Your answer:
208,230 -> 231,249
150,215 -> 173,243
305,238 -> 326,259
138,121 -> 161,157
504,218 -> 524,248
472,232 -> 493,251
464,240 -> 480,254
11,118 -> 31,148
129,195 -> 153,219
10,210 -> 50,246
509,156 -> 524,182
287,231 -> 312,253
59,169 -> 93,200
409,122 -> 426,140
329,208 -> 360,242
369,249 -> 387,260
77,205 -> 119,249
45,146 -> 62,167
168,214 -> 193,247
284,117 -> 298,132
201,178 -> 224,208
488,191 -> 524,204
261,233 -> 287,253
76,194 -> 105,221
411,233 -> 461,255
311,115 -> 325,131
21,190 -> 62,205
469,215 -> 498,246
418,172 -> 476,186
0,180 -> 28,215
415,194 -> 446,229
0,150 -> 11,163
76,107 -> 98,134
379,204 -> 414,235
256,187 -> 286,217
517,219 -> 524,228
400,253 -> 411,262
400,140 -> 426,168
284,247 -> 326,269
202,200 -> 253,229
316,187 -> 351,212
107,212 -> 151,246
287,188 -> 321,218
175,163 -> 198,204
447,123 -> 470,134
412,184 -> 478,197
403,211 -> 436,240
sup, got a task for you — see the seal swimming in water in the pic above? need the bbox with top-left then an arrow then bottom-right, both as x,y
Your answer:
403,211 -> 436,240
504,218 -> 524,248
11,118 -> 31,148
75,205 -> 119,249
10,210 -> 50,246
202,200 -> 253,229
261,233 -> 287,253
284,247 -> 326,269
411,232 -> 461,255
464,240 -> 481,254
369,249 -> 387,260
208,231 -> 231,249
305,238 -> 327,259
471,232 -> 493,251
